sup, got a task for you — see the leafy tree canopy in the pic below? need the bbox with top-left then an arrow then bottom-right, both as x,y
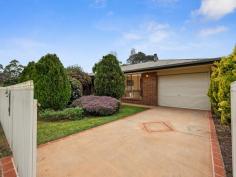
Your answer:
3,59 -> 24,86
66,65 -> 91,87
66,65 -> 92,95
126,50 -> 158,64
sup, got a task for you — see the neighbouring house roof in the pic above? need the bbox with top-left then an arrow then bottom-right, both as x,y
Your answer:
121,58 -> 221,73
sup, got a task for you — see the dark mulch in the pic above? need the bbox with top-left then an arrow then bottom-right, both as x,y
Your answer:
213,116 -> 232,177
0,123 -> 12,158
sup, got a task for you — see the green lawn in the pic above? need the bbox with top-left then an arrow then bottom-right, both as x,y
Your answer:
37,105 -> 147,145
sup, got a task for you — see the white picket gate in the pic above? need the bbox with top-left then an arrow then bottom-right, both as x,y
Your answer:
231,81 -> 236,177
0,81 -> 37,177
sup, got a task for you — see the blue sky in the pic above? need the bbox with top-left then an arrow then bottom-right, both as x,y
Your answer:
0,0 -> 236,72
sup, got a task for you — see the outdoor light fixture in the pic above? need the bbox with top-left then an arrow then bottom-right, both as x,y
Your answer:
145,74 -> 149,78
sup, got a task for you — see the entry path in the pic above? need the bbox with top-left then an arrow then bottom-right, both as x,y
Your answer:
37,107 -> 214,177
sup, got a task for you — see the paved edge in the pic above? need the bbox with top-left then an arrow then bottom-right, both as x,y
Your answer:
0,110 -> 226,177
0,156 -> 17,177
208,112 -> 227,177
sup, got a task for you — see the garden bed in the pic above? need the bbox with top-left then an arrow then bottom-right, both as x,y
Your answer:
213,116 -> 232,177
37,105 -> 147,145
0,124 -> 12,158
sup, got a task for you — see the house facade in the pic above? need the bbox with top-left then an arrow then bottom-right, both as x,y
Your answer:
121,58 -> 220,110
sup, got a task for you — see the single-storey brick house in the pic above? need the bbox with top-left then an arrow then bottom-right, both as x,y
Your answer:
121,58 -> 220,110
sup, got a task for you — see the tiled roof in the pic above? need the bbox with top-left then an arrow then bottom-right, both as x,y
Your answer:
121,58 -> 220,73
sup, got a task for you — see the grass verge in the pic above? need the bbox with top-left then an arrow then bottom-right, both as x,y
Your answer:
37,105 -> 147,145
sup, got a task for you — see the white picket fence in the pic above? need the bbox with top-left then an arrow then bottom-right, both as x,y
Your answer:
0,81 -> 37,177
231,81 -> 236,177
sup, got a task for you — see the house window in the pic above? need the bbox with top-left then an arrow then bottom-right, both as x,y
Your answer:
124,74 -> 142,99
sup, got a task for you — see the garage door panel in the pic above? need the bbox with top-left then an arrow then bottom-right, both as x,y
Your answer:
159,95 -> 209,110
158,72 -> 210,110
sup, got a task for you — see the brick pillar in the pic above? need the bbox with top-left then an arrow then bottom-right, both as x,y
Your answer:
141,72 -> 157,106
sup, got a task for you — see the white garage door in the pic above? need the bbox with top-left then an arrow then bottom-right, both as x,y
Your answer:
158,72 -> 210,110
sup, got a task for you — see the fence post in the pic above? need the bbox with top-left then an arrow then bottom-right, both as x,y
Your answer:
0,81 -> 37,177
231,81 -> 236,177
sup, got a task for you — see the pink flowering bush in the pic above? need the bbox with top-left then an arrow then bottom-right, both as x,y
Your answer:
71,95 -> 120,116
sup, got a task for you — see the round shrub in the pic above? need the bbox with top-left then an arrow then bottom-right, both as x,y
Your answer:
39,107 -> 84,121
93,54 -> 125,99
71,95 -> 120,116
35,54 -> 71,110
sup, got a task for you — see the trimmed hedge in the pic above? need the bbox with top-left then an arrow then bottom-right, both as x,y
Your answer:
71,95 -> 120,116
39,107 -> 84,121
208,47 -> 236,124
93,54 -> 125,99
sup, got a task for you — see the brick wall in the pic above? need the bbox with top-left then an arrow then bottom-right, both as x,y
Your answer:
122,72 -> 157,106
142,72 -> 157,106
121,98 -> 144,105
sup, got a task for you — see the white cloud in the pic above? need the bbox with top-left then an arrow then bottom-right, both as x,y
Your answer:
123,33 -> 142,41
121,21 -> 170,42
91,0 -> 106,8
146,22 -> 169,32
118,21 -> 171,52
199,26 -> 228,37
9,38 -> 47,49
195,0 -> 236,20
148,30 -> 169,43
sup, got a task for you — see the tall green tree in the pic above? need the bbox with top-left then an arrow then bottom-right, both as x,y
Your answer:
20,54 -> 71,110
127,51 -> 158,64
208,47 -> 236,124
3,59 -> 24,86
93,54 -> 125,99
19,61 -> 36,82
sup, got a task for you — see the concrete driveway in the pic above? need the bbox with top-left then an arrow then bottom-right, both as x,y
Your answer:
37,107 -> 213,177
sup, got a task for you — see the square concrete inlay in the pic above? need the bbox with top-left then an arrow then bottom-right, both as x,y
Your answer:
143,121 -> 173,132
